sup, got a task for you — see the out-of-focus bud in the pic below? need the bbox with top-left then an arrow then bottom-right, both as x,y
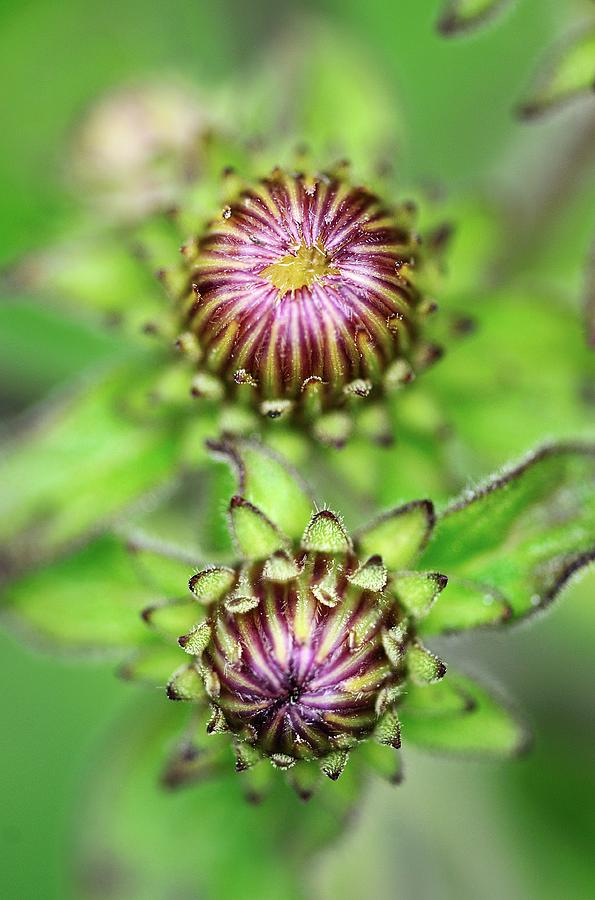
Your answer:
70,80 -> 210,217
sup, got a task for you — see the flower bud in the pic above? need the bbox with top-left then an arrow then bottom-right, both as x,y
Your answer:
70,81 -> 209,217
172,167 -> 444,443
163,440 -> 449,794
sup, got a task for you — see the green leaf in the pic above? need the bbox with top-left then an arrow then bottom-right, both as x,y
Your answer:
224,573 -> 260,614
253,19 -> 403,176
420,576 -> 512,635
401,671 -> 528,758
178,622 -> 212,656
415,293 -> 595,484
401,677 -> 474,718
76,697 -> 362,900
120,642 -> 183,686
360,741 -> 403,785
209,438 -> 313,542
374,711 -> 402,749
232,740 -> 262,773
262,551 -> 302,583
0,361 -> 186,569
125,531 -> 197,597
320,750 -> 349,781
518,22 -> 595,120
142,599 -> 202,643
229,496 -> 288,559
356,501 -> 435,570
1,534 -> 156,652
437,0 -> 514,36
421,444 -> 595,624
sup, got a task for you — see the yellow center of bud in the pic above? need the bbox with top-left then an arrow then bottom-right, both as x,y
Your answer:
261,242 -> 339,295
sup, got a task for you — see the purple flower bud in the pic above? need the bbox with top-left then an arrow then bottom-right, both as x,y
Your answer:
205,551 -> 401,759
169,453 -> 449,793
175,168 -> 442,438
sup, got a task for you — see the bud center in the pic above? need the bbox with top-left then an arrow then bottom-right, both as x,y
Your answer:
261,241 -> 339,295
285,672 -> 303,705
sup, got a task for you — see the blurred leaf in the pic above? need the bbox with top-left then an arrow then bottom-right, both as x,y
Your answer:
585,238 -> 595,348
371,288 -> 594,510
437,0 -> 515,37
518,152 -> 595,305
327,424 -> 452,515
120,641 -> 185,686
423,198 -> 502,305
141,598 -> 201,643
209,438 -> 313,542
125,464 -> 226,561
518,21 -> 595,120
0,299 -> 124,407
360,741 -> 403,785
1,534 -> 154,652
401,676 -> 473,718
401,671 -> 527,757
250,18 -> 403,176
125,531 -> 197,597
417,291 -> 595,476
160,713 -> 229,790
4,228 -> 169,339
292,20 -> 402,168
421,444 -> 595,626
76,697 -> 361,900
0,360 -> 187,569
501,738 -> 595,898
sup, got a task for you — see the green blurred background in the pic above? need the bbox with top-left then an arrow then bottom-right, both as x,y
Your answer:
1,0 -> 594,898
